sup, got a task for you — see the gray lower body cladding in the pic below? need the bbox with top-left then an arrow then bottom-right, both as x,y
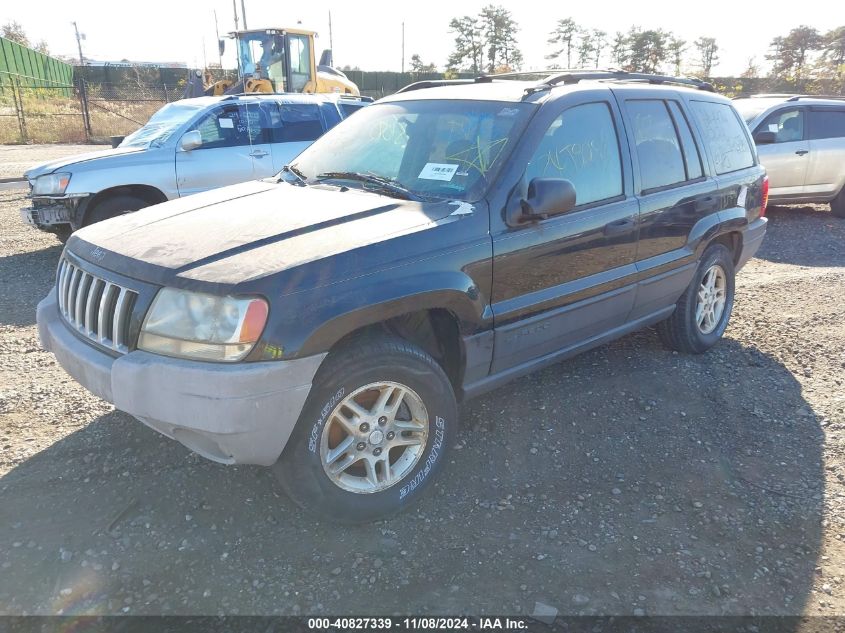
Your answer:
37,291 -> 325,466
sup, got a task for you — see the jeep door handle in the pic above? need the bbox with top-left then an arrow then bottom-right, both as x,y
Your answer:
250,150 -> 269,158
603,218 -> 636,235
795,150 -> 809,156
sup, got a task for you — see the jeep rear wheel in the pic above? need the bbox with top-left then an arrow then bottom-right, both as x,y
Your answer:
657,243 -> 736,354
274,335 -> 456,523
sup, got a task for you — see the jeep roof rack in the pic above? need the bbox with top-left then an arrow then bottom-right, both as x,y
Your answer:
519,69 -> 715,96
395,79 -> 476,94
395,70 -> 715,97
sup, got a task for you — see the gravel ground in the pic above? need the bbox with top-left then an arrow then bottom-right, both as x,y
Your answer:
1,184 -> 844,617
0,144 -> 104,180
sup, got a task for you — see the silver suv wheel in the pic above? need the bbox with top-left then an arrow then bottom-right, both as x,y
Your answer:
320,381 -> 429,494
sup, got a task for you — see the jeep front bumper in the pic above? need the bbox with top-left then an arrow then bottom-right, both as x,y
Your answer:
37,291 -> 325,466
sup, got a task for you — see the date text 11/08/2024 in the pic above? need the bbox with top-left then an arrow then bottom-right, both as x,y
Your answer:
307,617 -> 531,630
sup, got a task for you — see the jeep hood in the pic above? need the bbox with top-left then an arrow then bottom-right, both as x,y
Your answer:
68,179 -> 479,288
25,146 -> 147,180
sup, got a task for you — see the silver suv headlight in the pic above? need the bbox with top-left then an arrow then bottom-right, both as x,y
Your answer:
32,172 -> 72,196
138,288 -> 269,362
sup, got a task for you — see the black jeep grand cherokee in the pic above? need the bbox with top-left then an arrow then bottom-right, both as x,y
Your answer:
38,71 -> 768,523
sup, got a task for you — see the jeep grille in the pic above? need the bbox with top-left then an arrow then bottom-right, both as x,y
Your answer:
56,257 -> 137,353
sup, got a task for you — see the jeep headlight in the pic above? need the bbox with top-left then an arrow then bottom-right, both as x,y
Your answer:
138,288 -> 269,362
32,172 -> 72,196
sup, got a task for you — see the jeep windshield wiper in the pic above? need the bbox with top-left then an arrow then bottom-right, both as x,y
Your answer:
281,164 -> 308,186
314,171 -> 419,200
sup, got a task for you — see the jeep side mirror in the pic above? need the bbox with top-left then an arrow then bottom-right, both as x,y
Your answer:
754,130 -> 777,145
179,130 -> 203,152
218,39 -> 226,57
521,178 -> 576,220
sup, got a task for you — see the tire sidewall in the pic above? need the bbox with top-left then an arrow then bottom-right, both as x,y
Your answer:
278,351 -> 456,522
685,244 -> 735,350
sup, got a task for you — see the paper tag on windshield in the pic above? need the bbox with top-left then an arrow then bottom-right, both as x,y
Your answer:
418,163 -> 458,181
219,117 -> 234,129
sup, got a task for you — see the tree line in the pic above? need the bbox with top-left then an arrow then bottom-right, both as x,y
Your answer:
425,8 -> 845,94
2,21 -> 50,56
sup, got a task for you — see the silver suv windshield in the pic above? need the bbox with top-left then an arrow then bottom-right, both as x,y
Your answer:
120,102 -> 207,148
289,100 -> 536,202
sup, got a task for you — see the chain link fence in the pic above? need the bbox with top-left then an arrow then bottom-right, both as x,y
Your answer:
0,78 -> 192,144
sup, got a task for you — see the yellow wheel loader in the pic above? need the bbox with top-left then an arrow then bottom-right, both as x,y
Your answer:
200,28 -> 359,97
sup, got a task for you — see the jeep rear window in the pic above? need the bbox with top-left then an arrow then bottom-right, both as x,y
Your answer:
689,100 -> 755,175
289,100 -> 535,202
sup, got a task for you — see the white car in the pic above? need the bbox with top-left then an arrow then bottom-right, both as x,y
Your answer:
21,93 -> 371,241
734,94 -> 845,218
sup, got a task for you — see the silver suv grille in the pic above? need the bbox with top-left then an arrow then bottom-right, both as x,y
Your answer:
56,258 -> 137,353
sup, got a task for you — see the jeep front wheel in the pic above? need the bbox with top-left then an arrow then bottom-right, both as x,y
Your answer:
274,335 -> 457,523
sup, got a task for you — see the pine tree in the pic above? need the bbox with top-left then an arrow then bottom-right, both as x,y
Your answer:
547,18 -> 579,68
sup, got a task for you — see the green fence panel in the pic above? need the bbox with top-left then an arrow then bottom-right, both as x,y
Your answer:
0,36 -> 74,92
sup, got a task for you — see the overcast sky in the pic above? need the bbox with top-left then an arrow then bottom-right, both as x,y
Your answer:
3,0 -> 836,75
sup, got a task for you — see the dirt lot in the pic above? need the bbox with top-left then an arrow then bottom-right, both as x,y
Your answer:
0,182 -> 844,618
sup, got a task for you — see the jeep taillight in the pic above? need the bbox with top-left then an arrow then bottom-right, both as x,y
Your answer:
761,176 -> 769,218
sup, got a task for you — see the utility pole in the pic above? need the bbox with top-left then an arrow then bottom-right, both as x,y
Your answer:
232,0 -> 239,30
72,21 -> 86,65
240,0 -> 248,29
401,21 -> 405,74
328,11 -> 333,53
213,10 -> 222,67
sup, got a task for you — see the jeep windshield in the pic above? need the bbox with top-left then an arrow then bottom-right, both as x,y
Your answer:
288,100 -> 536,202
120,102 -> 207,148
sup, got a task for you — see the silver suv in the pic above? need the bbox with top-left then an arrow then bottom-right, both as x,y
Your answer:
21,93 -> 371,241
734,95 -> 845,218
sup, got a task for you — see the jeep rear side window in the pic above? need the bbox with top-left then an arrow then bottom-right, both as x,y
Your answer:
627,100 -> 686,191
689,100 -> 755,175
809,109 -> 845,140
524,102 -> 623,206
667,101 -> 703,180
